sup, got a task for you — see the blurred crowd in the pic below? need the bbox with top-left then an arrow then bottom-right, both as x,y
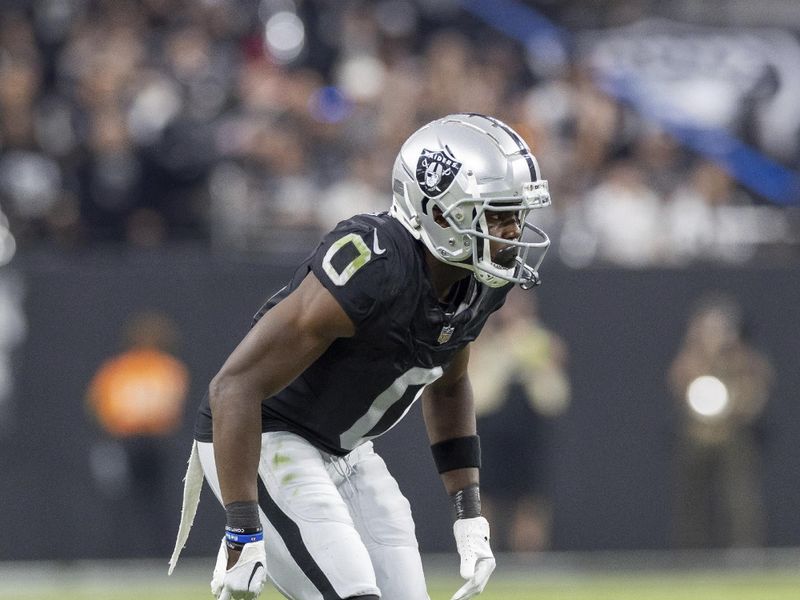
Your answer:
0,0 -> 798,265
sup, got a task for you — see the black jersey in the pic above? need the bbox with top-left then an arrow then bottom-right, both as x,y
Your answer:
195,212 -> 510,455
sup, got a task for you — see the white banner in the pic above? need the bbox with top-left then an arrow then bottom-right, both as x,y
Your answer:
579,19 -> 800,161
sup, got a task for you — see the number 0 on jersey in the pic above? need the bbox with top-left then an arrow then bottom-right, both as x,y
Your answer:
322,233 -> 372,286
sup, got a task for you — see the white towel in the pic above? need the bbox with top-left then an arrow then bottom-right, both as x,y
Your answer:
168,440 -> 204,574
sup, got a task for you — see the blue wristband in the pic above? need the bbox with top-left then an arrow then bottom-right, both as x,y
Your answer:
225,530 -> 264,545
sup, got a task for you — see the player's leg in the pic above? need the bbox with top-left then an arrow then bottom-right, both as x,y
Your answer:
333,443 -> 430,600
197,432 -> 380,600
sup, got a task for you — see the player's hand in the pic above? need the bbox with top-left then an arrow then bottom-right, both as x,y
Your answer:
210,537 -> 267,600
450,516 -> 496,600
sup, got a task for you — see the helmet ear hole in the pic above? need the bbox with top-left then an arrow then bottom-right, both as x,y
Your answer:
431,205 -> 450,229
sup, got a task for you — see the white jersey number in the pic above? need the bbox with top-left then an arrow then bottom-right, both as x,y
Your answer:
322,233 -> 372,286
339,366 -> 443,450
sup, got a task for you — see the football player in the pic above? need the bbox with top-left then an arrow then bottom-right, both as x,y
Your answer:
170,113 -> 552,600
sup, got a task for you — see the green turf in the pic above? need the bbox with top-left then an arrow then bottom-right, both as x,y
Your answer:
8,570 -> 800,600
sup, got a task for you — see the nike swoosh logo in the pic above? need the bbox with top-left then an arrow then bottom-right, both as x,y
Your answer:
248,561 -> 264,589
373,229 -> 386,255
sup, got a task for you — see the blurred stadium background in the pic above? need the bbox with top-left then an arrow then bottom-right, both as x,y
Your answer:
1,0 -> 800,598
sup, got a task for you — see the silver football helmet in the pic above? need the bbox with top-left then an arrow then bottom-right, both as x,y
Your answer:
390,113 -> 551,289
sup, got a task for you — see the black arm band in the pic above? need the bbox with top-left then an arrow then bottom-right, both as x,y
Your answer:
225,501 -> 262,530
451,484 -> 481,519
430,435 -> 481,474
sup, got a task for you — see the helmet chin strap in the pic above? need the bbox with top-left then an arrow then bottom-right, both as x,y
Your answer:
473,270 -> 511,288
472,233 -> 513,288
472,228 -> 541,289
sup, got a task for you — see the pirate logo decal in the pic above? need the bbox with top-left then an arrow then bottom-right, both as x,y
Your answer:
416,147 -> 462,198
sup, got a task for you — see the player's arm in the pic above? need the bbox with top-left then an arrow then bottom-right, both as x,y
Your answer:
422,345 -> 478,494
210,271 -> 354,503
422,345 -> 495,600
208,271 -> 354,575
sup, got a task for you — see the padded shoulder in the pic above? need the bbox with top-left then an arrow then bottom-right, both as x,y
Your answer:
310,214 -> 405,333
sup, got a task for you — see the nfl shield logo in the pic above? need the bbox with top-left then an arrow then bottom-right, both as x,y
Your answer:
437,324 -> 455,344
416,148 -> 462,198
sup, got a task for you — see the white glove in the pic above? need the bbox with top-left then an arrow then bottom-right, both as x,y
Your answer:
210,537 -> 267,600
450,516 -> 496,600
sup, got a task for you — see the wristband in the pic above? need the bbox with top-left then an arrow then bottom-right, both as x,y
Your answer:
225,501 -> 262,550
431,435 -> 481,474
451,484 -> 481,519
225,501 -> 261,529
225,527 -> 264,545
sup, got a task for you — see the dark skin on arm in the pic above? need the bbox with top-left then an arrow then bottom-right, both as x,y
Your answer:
420,206 -> 521,494
422,345 -> 479,495
209,271 -> 354,567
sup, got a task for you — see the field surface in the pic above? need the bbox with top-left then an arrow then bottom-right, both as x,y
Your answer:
3,557 -> 800,600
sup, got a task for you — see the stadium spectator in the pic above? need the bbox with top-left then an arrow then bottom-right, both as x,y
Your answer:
87,310 -> 189,556
470,291 -> 570,552
664,161 -> 759,265
668,293 -> 774,548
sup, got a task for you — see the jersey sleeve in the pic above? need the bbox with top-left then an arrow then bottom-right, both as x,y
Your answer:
309,220 -> 394,333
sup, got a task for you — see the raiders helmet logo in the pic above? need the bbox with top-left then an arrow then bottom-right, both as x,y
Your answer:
416,148 -> 462,198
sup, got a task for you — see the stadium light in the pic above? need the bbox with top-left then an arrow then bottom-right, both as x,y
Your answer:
264,11 -> 305,64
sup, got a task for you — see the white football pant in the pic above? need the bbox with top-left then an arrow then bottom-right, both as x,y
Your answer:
198,431 -> 430,600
